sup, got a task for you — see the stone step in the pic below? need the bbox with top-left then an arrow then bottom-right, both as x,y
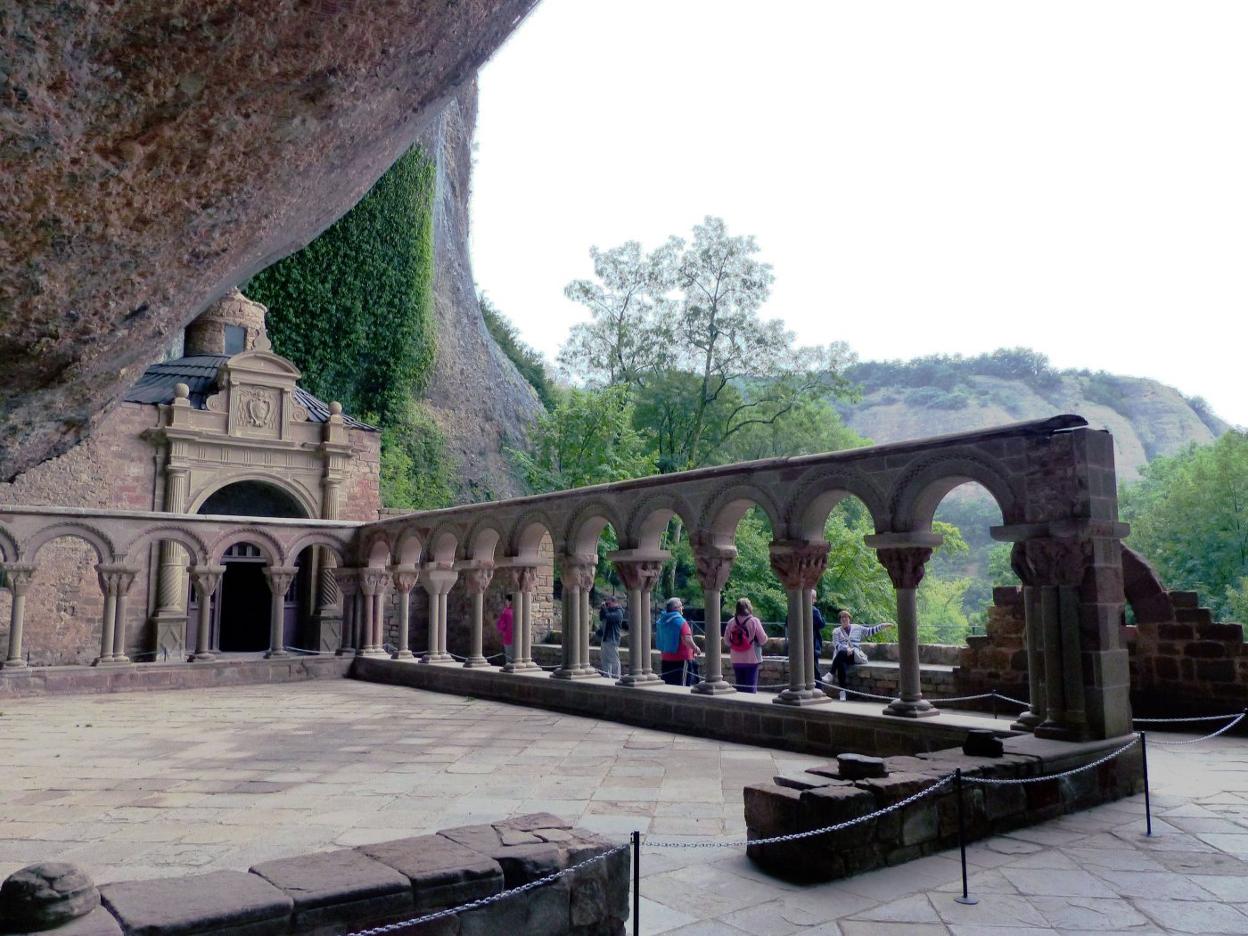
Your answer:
1170,591 -> 1201,609
1175,607 -> 1214,627
1196,621 -> 1245,643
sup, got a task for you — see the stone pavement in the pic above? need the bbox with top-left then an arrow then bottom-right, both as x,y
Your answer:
0,681 -> 1245,934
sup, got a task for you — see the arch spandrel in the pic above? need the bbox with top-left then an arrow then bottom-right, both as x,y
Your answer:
392,527 -> 425,566
426,523 -> 462,564
887,450 -> 1023,533
119,526 -> 211,568
564,500 -> 626,556
0,524 -> 20,564
509,509 -> 561,560
464,519 -> 506,563
359,528 -> 395,568
695,483 -> 784,546
623,493 -> 695,551
208,526 -> 285,566
23,522 -> 117,566
285,530 -> 352,563
189,474 -> 317,519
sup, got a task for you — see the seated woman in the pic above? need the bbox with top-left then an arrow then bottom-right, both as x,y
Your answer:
827,610 -> 894,700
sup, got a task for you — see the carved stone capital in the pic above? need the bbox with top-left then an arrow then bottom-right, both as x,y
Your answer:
612,559 -> 663,593
360,568 -> 391,596
263,565 -> 299,595
333,567 -> 361,597
503,565 -> 539,595
1,563 -> 37,596
768,540 -> 829,591
693,545 -> 737,593
1018,537 -> 1090,588
95,564 -> 139,596
875,546 -> 932,590
462,564 -> 495,594
423,567 -> 459,596
189,565 -> 226,599
561,557 -> 597,593
390,565 -> 421,595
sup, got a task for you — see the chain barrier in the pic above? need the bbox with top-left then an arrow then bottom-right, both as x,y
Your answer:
1145,711 -> 1246,745
1132,711 -> 1245,723
282,645 -> 339,656
645,774 -> 955,849
340,843 -> 630,936
962,737 -> 1140,786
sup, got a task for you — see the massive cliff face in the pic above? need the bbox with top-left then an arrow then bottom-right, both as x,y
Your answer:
0,0 -> 538,482
840,371 -> 1227,481
418,83 -> 544,501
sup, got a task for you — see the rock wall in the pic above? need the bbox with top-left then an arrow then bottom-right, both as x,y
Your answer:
0,0 -> 539,483
418,82 -> 544,502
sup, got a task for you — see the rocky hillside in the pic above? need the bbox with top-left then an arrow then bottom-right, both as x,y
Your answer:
839,353 -> 1228,480
417,82 -> 545,502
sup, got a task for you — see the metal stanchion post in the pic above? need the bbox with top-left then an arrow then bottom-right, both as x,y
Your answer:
1139,731 -> 1153,837
953,768 -> 977,905
632,830 -> 641,936
991,691 -> 998,720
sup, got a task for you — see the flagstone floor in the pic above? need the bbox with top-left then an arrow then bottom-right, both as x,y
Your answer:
0,680 -> 1245,934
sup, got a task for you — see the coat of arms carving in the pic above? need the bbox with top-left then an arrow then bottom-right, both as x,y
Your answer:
234,386 -> 278,433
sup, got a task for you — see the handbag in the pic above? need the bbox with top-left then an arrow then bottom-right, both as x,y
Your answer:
852,647 -> 869,665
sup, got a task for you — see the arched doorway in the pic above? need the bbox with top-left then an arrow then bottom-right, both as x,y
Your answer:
192,481 -> 311,654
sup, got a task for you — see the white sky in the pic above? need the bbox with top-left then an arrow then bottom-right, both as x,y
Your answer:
470,0 -> 1248,427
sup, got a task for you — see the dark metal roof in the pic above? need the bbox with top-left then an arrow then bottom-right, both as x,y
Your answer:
123,355 -> 377,431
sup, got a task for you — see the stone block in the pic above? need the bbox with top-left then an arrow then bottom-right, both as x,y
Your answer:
743,784 -> 801,837
249,849 -> 412,932
357,835 -> 504,913
4,907 -> 122,936
992,586 -> 1022,606
100,870 -> 292,936
852,772 -> 935,807
1198,622 -> 1245,642
0,863 -> 100,932
1185,641 -> 1227,658
1170,590 -> 1200,608
1175,607 -> 1213,626
774,772 -> 834,791
836,752 -> 887,779
900,801 -> 938,846
799,784 -> 876,841
962,729 -> 1004,758
1197,659 -> 1235,682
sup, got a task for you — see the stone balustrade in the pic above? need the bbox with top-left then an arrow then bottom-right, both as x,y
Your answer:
1,415 -> 1136,742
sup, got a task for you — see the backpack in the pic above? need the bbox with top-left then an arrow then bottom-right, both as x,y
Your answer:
656,612 -> 683,654
727,616 -> 757,653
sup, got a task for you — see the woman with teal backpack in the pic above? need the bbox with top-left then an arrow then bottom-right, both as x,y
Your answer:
656,597 -> 698,686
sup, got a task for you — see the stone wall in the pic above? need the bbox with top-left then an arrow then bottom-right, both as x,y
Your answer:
954,588 -> 1030,697
0,404 -> 159,665
0,813 -> 627,936
339,428 -> 382,522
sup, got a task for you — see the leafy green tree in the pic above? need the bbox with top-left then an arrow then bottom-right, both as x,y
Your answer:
510,385 -> 653,493
1121,430 -> 1248,619
379,400 -> 455,510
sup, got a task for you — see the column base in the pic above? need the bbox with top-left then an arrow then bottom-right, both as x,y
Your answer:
359,649 -> 389,659
391,650 -> 416,661
1,659 -> 28,672
461,656 -> 491,668
420,653 -> 456,665
882,698 -> 940,718
773,689 -> 827,706
1011,710 -> 1043,732
800,688 -> 832,704
93,657 -> 131,667
264,650 -> 291,659
1034,720 -> 1084,741
692,678 -> 735,695
188,652 -> 216,663
616,673 -> 662,687
550,667 -> 579,680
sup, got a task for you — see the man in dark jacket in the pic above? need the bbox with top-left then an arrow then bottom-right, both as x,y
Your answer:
598,595 -> 625,678
811,590 -> 826,682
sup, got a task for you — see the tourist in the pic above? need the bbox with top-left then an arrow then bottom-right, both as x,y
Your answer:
811,590 -> 827,682
496,596 -> 515,665
828,610 -> 894,700
598,594 -> 624,678
725,597 -> 768,692
656,597 -> 698,686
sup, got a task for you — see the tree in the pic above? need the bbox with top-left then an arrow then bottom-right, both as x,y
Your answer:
510,385 -> 654,493
1121,430 -> 1248,619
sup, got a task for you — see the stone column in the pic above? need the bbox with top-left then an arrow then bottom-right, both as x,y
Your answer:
188,565 -> 225,662
421,567 -> 458,664
874,545 -> 938,718
390,566 -> 420,660
1,564 -> 35,671
262,566 -> 297,659
460,564 -> 493,668
692,541 -> 736,695
609,556 -> 664,686
94,565 -> 137,666
768,541 -> 831,706
333,568 -> 359,655
360,569 -> 390,657
554,558 -> 596,679
151,467 -> 190,656
501,566 -> 541,672
1008,542 -> 1046,731
310,551 -> 343,653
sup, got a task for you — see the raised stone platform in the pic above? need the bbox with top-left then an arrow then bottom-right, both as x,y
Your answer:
352,657 -> 1014,758
1,813 -> 626,936
0,655 -> 351,699
745,732 -> 1143,882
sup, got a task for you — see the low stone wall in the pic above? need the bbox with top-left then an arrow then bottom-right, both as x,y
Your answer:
0,655 -> 351,699
353,658 -> 1009,758
0,813 -> 628,936
744,733 -> 1142,882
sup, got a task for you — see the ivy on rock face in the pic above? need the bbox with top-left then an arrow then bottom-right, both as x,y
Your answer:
246,146 -> 451,510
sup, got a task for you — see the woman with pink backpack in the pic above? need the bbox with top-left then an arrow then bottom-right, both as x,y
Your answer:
725,598 -> 768,692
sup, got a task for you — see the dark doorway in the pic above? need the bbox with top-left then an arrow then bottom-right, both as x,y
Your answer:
199,481 -> 306,518
218,543 -> 270,652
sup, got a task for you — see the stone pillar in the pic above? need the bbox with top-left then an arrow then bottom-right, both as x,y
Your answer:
309,550 -> 343,653
333,569 -> 359,655
554,558 -> 596,679
768,541 -> 831,706
1009,542 -> 1046,731
188,565 -> 225,662
692,541 -> 736,695
390,566 -> 419,660
1,564 -> 35,671
460,564 -> 494,668
359,569 -> 390,657
874,545 -> 939,718
94,565 -> 137,666
151,467 -> 190,656
262,566 -> 297,659
501,565 -> 541,672
609,555 -> 664,686
421,567 -> 458,664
